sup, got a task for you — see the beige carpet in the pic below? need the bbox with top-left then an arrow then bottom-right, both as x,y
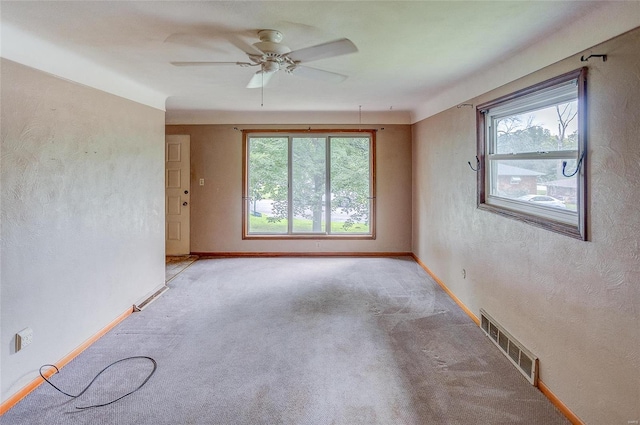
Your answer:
4,256 -> 569,424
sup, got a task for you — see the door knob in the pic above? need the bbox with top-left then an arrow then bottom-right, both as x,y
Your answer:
183,202 -> 188,206
184,190 -> 189,194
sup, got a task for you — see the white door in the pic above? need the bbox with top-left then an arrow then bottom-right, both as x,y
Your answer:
165,135 -> 190,255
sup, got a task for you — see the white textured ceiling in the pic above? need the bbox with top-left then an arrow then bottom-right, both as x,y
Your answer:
2,1 -> 640,124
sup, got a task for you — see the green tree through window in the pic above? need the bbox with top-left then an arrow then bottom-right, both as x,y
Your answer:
245,131 -> 374,237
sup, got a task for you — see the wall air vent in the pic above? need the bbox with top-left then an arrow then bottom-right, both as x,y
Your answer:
480,309 -> 538,386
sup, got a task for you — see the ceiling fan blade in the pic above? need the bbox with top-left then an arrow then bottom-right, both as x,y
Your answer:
247,71 -> 275,89
171,61 -> 252,67
286,38 -> 357,63
164,33 -> 228,54
226,33 -> 266,56
288,65 -> 348,84
164,27 -> 263,57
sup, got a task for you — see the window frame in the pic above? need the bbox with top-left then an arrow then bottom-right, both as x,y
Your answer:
476,68 -> 588,240
242,129 -> 376,240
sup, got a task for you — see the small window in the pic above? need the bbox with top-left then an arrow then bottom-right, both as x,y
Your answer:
476,68 -> 587,239
243,130 -> 375,239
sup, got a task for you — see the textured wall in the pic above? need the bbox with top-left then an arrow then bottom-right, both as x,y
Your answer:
165,124 -> 412,253
412,28 -> 640,424
0,59 -> 166,402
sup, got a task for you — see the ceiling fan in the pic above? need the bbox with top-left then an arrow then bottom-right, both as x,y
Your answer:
171,29 -> 358,88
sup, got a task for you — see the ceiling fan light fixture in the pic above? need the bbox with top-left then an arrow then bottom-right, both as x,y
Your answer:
262,61 -> 280,73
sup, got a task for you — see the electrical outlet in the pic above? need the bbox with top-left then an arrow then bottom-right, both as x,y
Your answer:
16,327 -> 33,352
462,269 -> 467,279
199,178 -> 205,186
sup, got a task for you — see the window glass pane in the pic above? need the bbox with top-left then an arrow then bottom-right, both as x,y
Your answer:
247,137 -> 288,233
495,100 -> 578,154
489,159 -> 578,212
292,137 -> 326,233
330,137 -> 371,233
244,131 -> 374,238
477,69 -> 586,239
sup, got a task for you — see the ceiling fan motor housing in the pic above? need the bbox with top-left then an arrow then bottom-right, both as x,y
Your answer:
254,29 -> 291,56
253,41 -> 291,56
258,29 -> 283,43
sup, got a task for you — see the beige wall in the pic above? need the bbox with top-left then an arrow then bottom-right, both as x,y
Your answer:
166,124 -> 412,254
0,59 -> 166,402
412,28 -> 640,424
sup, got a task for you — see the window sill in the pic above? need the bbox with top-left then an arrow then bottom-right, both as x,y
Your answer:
478,203 -> 585,240
243,234 -> 375,240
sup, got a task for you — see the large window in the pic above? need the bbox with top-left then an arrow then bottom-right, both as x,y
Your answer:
476,68 -> 587,239
243,130 -> 375,238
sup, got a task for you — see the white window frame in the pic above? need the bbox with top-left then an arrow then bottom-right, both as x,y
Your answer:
242,129 -> 376,239
476,68 -> 587,240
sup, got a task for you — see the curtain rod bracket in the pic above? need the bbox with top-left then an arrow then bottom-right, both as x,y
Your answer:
580,54 -> 607,62
468,156 -> 480,172
562,151 -> 585,177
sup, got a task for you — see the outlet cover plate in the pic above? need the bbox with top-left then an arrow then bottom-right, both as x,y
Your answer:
16,327 -> 33,352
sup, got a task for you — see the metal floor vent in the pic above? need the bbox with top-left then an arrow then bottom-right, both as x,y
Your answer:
134,285 -> 169,312
480,309 -> 538,386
